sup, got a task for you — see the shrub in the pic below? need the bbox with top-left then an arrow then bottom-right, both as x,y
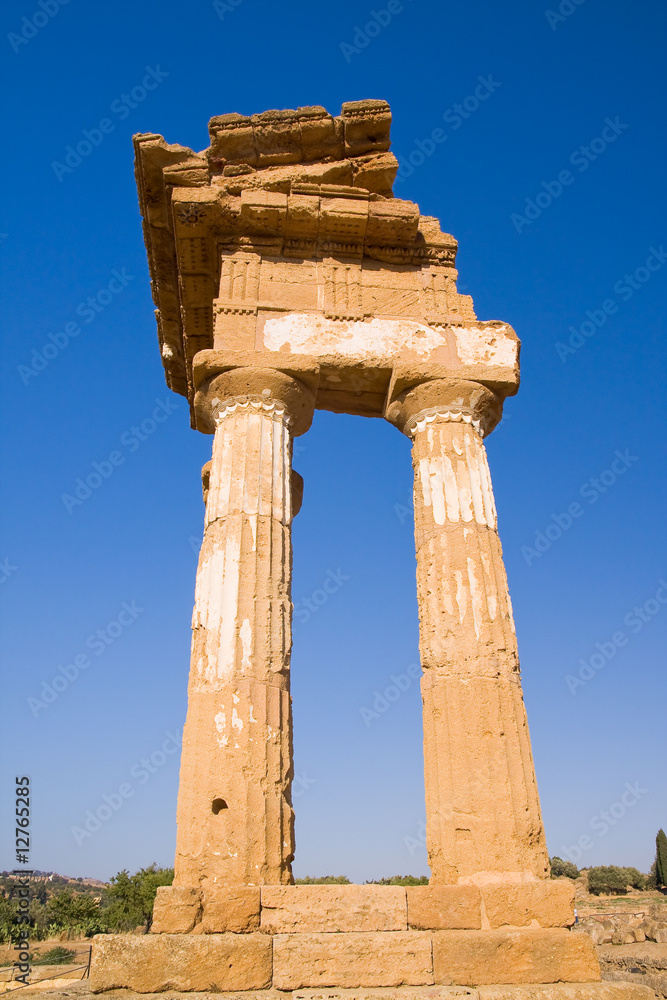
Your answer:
366,875 -> 429,886
34,947 -> 75,966
45,890 -> 104,937
550,856 -> 579,879
102,864 -> 174,932
294,875 -> 350,885
588,866 -> 629,895
619,866 -> 647,890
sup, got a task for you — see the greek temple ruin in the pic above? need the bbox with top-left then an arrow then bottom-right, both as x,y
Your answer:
90,100 -> 645,997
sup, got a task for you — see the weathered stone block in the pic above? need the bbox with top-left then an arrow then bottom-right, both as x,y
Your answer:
150,884 -> 201,934
407,885 -> 482,929
482,881 -> 575,929
272,931 -> 434,989
194,886 -> 260,932
291,991 -> 474,1000
476,986 -> 657,1000
90,932 -> 272,992
289,991 -> 656,1000
261,884 -> 407,933
432,929 -> 600,986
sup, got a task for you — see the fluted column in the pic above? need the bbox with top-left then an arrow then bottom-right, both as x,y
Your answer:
174,368 -> 314,890
388,379 -> 549,885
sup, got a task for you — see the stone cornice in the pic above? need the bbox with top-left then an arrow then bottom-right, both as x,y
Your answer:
133,101 -> 461,407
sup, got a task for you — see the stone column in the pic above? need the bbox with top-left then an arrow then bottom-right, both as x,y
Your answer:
174,368 -> 314,891
388,379 -> 549,885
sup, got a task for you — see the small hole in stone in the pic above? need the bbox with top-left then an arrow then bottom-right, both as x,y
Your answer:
211,798 -> 228,814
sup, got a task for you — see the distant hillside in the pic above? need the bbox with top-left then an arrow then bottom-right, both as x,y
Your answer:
0,871 -> 107,892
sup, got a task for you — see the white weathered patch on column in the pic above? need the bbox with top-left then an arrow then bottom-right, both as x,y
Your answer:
466,556 -> 484,640
240,619 -> 252,674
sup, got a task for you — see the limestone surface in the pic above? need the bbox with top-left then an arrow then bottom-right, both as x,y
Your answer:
432,929 -> 600,985
272,931 -> 434,989
406,885 -> 482,930
260,884 -> 407,932
89,932 -> 272,992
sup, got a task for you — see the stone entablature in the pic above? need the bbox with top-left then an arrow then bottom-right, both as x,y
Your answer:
133,100 -> 517,417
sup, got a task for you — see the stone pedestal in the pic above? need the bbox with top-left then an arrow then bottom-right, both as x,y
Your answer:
388,379 -> 548,885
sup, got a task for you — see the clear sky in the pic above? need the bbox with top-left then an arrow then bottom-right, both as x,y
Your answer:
1,0 -> 665,884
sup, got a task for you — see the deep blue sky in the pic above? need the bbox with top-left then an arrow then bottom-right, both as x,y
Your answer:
1,0 -> 665,883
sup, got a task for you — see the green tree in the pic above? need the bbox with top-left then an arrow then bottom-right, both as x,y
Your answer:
587,866 -> 628,895
366,875 -> 429,886
46,890 -> 104,936
619,867 -> 646,890
102,864 -> 173,932
646,859 -> 659,890
294,875 -> 350,885
549,856 -> 579,879
0,895 -> 19,944
656,829 -> 667,889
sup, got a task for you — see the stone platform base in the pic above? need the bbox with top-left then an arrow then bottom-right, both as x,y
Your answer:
89,885 -> 657,995
90,928 -> 604,993
14,985 -> 661,1000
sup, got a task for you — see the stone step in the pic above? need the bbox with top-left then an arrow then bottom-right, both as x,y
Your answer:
91,927 -> 600,993
151,881 -> 575,935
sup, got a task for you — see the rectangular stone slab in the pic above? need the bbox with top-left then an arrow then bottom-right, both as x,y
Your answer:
476,986 -> 656,1000
90,932 -> 272,992
432,929 -> 600,986
481,881 -> 575,928
290,991 -> 653,1000
198,886 -> 261,932
273,931 -> 434,989
261,884 -> 408,932
407,885 -> 482,929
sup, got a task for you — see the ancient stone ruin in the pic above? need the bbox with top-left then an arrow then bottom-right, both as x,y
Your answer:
90,101 -> 649,997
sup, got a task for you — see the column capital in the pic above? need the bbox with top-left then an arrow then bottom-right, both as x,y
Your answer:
386,378 -> 503,438
194,366 -> 316,436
